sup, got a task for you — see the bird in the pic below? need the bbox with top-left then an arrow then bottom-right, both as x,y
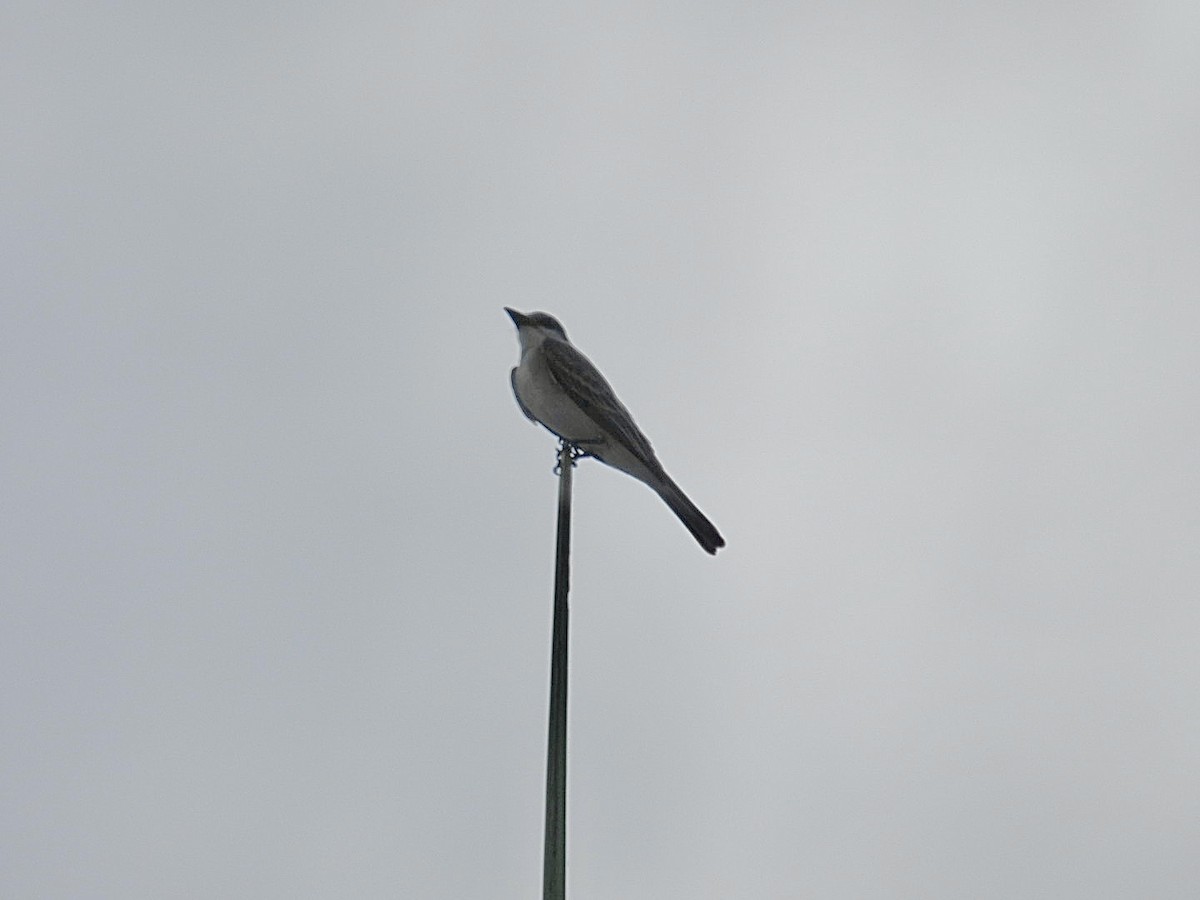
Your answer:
505,308 -> 725,555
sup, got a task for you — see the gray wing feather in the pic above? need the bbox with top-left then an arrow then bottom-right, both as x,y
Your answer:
541,337 -> 658,464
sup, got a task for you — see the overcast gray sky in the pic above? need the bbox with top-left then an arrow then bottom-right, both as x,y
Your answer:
4,2 -> 1199,898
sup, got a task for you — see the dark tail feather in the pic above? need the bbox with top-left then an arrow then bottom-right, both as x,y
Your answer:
656,477 -> 725,555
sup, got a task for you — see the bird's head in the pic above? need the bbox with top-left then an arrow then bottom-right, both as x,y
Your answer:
505,308 -> 569,341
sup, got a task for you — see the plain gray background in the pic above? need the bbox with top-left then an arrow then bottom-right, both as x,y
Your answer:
4,2 -> 1198,898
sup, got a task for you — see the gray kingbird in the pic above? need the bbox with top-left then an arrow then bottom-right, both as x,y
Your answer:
505,308 -> 725,555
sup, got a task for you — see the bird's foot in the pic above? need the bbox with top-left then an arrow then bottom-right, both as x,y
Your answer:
553,439 -> 593,473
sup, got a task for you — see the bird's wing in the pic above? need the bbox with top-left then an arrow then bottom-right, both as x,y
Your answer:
541,336 -> 658,464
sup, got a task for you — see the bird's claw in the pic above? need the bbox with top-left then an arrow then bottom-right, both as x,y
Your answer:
553,439 -> 591,473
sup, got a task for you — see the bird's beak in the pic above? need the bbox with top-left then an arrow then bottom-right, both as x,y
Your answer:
504,307 -> 528,327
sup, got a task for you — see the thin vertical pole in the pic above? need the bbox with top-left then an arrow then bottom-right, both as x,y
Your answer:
543,441 -> 573,900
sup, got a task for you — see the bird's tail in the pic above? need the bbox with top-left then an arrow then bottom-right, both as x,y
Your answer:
655,476 -> 725,555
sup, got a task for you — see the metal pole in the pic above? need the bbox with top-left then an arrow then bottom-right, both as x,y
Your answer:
543,441 -> 573,900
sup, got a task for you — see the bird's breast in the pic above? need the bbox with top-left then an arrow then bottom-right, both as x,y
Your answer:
512,355 -> 604,443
